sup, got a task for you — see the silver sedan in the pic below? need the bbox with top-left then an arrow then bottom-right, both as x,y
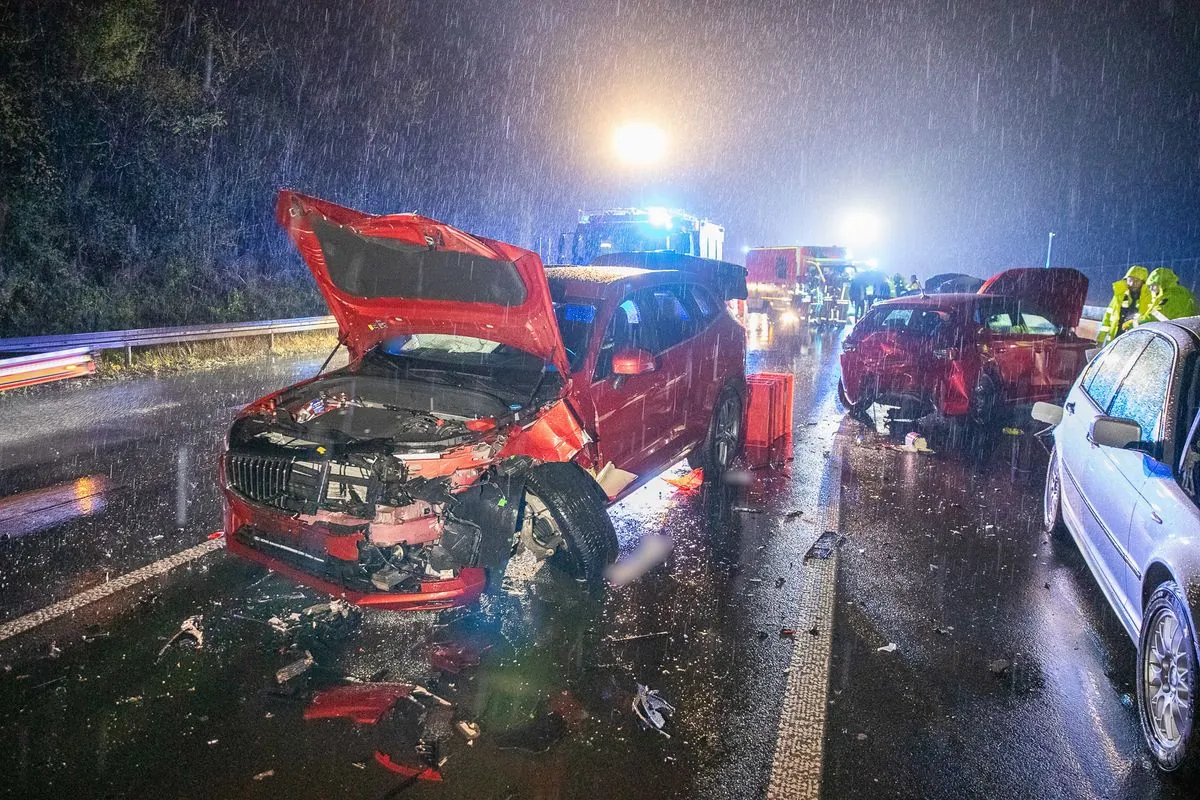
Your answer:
1034,318 -> 1200,772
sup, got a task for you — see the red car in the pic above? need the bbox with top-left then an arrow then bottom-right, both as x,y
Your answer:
221,191 -> 747,611
837,268 -> 1091,425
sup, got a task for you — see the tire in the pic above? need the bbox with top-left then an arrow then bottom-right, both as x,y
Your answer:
522,463 -> 617,595
1042,446 -> 1068,538
1137,581 -> 1199,772
837,378 -> 871,417
688,383 -> 744,479
968,372 -> 1001,429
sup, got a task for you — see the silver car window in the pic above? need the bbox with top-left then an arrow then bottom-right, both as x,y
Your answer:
1106,335 -> 1174,442
1082,332 -> 1149,411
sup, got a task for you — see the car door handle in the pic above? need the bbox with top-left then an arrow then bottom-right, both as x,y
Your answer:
1151,511 -> 1163,525
1065,402 -> 1075,414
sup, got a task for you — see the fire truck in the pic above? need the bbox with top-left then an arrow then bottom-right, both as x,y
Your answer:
558,207 -> 724,266
744,245 -> 854,326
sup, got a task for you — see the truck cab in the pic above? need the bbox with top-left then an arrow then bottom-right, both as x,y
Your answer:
558,207 -> 724,266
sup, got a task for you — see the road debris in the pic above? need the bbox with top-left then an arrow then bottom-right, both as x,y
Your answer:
663,468 -> 704,493
805,531 -> 845,560
157,615 -> 203,659
373,750 -> 443,782
275,651 -> 314,684
732,504 -> 764,513
632,683 -> 675,738
456,720 -> 481,743
252,769 -> 275,781
604,630 -> 669,643
304,683 -> 414,724
411,685 -> 453,707
988,659 -> 1011,677
934,626 -> 954,636
430,642 -> 488,674
780,628 -> 797,638
784,509 -> 804,519
876,643 -> 897,653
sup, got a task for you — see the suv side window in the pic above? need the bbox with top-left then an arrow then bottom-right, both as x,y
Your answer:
642,285 -> 693,353
1106,335 -> 1174,442
593,296 -> 654,380
1082,332 -> 1149,411
688,285 -> 721,326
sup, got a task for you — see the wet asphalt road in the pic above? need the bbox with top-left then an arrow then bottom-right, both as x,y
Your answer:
0,322 -> 1192,799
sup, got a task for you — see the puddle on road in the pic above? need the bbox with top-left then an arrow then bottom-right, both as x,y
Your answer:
0,476 -> 112,540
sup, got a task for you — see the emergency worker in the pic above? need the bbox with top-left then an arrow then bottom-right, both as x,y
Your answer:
1140,267 -> 1199,323
907,274 -> 921,292
1097,265 -> 1150,345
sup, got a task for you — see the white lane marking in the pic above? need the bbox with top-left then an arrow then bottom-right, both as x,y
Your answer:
0,538 -> 225,643
766,436 -> 844,800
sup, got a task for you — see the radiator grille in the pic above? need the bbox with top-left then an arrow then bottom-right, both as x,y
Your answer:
226,452 -> 321,512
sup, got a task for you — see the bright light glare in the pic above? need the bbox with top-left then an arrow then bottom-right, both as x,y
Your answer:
840,210 -> 885,249
613,122 -> 668,166
780,311 -> 800,325
646,207 -> 673,228
865,258 -> 879,268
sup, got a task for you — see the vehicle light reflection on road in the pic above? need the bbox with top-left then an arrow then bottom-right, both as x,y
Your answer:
0,475 -> 110,539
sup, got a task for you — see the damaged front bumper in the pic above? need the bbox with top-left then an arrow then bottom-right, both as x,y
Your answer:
222,485 -> 487,612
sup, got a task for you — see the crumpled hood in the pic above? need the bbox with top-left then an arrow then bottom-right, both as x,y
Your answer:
977,267 -> 1088,330
277,190 -> 569,375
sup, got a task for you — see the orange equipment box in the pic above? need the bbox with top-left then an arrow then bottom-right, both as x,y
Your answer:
744,372 -> 794,468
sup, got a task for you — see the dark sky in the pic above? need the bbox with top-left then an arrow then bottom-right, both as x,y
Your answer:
236,0 -> 1200,293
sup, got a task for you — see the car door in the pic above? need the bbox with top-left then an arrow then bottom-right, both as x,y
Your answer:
585,289 -> 675,478
678,283 -> 723,446
1056,331 -> 1152,616
1116,336 -> 1192,618
637,283 -> 700,463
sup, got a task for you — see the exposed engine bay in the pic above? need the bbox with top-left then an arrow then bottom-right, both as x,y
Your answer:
223,350 -> 583,598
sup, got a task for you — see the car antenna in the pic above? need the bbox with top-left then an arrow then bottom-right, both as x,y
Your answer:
315,333 -> 345,377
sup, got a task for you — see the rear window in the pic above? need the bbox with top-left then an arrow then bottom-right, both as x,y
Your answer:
856,306 -> 949,335
313,217 -> 528,305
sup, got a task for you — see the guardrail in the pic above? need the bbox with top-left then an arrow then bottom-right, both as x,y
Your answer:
0,316 -> 338,363
0,348 -> 96,392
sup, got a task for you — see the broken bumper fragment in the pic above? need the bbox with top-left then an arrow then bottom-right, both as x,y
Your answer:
222,490 -> 486,612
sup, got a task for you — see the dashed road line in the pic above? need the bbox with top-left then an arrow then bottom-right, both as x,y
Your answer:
0,537 -> 225,643
767,435 -> 845,800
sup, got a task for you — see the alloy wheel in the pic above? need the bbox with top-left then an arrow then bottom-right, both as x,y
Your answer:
713,393 -> 741,470
1143,603 -> 1195,752
1043,450 -> 1061,532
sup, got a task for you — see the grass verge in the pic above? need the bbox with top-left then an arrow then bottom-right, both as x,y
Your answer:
94,331 -> 339,378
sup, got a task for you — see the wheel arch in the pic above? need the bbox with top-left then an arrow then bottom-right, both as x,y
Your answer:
1140,560 -> 1200,660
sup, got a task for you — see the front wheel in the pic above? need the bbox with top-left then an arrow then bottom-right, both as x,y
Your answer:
837,378 -> 870,416
1137,581 -> 1199,772
969,372 -> 1001,429
1043,446 -> 1067,538
521,463 -> 618,596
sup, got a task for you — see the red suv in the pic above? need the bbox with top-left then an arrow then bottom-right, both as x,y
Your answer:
838,268 -> 1091,425
220,191 -> 747,611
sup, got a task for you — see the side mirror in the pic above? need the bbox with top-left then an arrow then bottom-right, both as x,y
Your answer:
1031,402 -> 1064,425
1088,416 -> 1142,450
612,348 -> 656,376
